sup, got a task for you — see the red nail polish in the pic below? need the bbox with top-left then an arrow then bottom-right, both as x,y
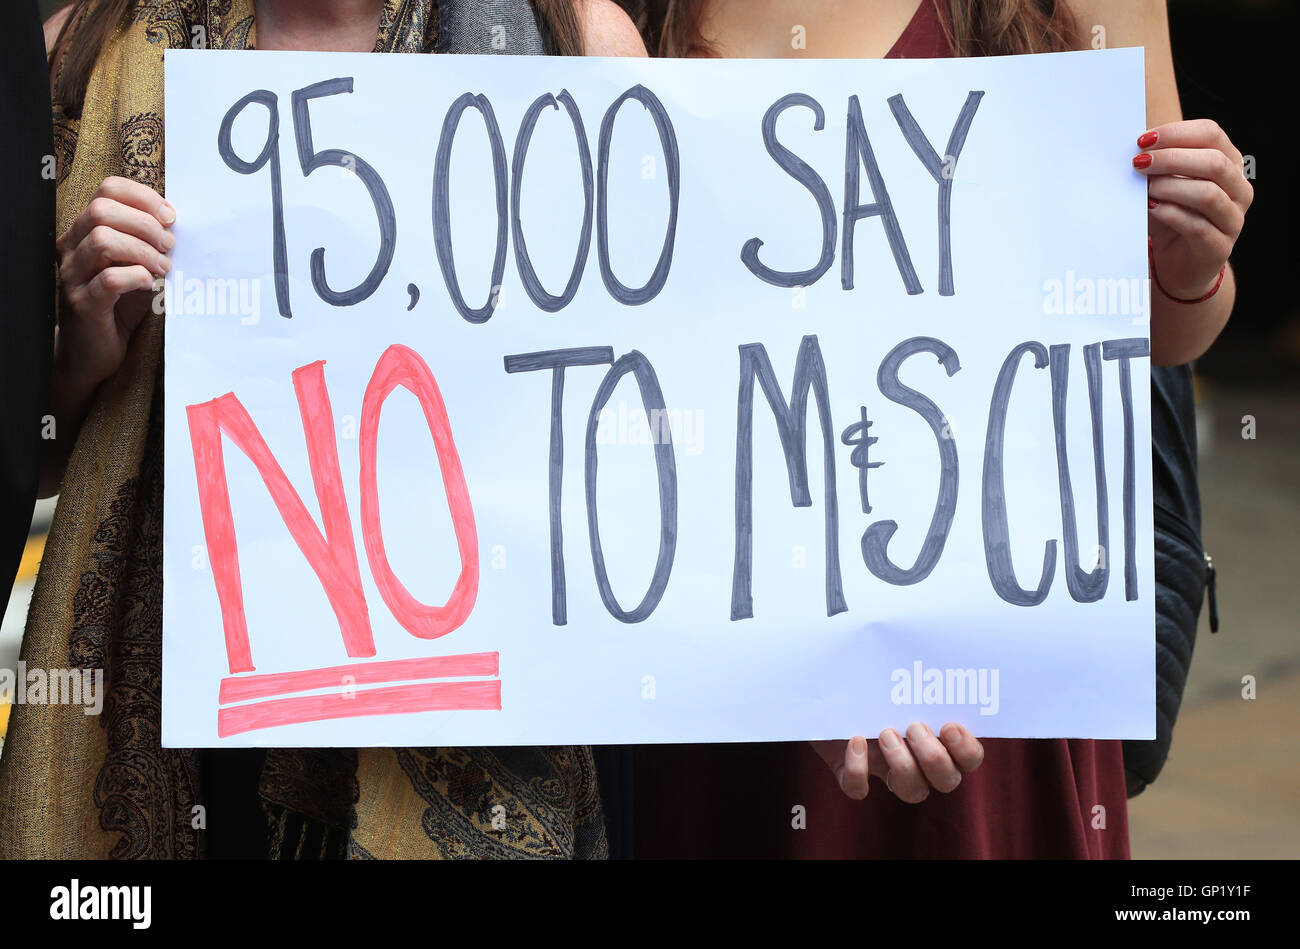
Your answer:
1148,198 -> 1159,209
1137,130 -> 1158,148
1132,153 -> 1153,170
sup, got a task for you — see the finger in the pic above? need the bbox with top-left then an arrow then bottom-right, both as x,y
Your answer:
938,723 -> 985,774
810,737 -> 871,800
839,736 -> 870,800
905,722 -> 963,793
1138,119 -> 1242,166
68,265 -> 157,319
97,175 -> 176,225
877,728 -> 928,803
60,195 -> 176,259
64,226 -> 171,288
1146,177 -> 1244,239
1146,200 -> 1234,263
1132,147 -> 1252,207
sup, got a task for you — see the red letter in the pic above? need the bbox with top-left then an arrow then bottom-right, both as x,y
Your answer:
360,344 -> 479,638
187,361 -> 373,673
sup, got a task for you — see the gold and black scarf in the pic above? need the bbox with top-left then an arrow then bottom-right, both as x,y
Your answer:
0,0 -> 606,860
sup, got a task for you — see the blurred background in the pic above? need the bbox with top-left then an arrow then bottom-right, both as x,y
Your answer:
3,0 -> 1296,856
1119,0 -> 1299,859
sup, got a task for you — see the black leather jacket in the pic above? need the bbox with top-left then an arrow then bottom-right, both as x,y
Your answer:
1125,364 -> 1216,796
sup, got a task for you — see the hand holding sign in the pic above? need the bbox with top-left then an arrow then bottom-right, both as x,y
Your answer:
45,176 -> 178,495
812,722 -> 985,802
54,176 -> 175,389
1138,119 -> 1252,299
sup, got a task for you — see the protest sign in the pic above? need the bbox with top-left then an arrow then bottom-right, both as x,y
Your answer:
162,48 -> 1152,747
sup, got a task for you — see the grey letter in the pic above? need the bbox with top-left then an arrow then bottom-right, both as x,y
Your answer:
983,341 -> 1056,606
861,337 -> 960,585
733,336 -> 846,619
842,95 -> 920,294
1049,343 -> 1109,602
741,94 -> 837,287
886,90 -> 984,295
584,351 -> 678,622
505,347 -> 615,624
1102,337 -> 1151,601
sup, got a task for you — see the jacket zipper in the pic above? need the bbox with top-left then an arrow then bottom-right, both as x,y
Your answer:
1203,551 -> 1218,633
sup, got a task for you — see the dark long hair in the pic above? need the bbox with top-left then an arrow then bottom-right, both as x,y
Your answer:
49,0 -> 588,117
621,0 -> 1079,58
534,0 -> 584,56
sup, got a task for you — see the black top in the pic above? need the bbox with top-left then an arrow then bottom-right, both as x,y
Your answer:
1151,364 -> 1202,539
0,0 -> 55,615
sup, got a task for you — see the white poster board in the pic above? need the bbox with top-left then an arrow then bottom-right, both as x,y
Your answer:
162,48 -> 1153,748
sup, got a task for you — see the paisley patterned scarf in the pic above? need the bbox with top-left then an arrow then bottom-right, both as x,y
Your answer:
0,0 -> 606,860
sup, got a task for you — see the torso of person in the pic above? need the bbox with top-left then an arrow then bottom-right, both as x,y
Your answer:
634,0 -> 1131,859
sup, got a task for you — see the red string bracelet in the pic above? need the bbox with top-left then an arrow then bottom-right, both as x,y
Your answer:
1148,236 -> 1226,304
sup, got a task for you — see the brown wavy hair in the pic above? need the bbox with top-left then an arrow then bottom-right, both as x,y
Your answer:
621,0 -> 1079,58
49,0 -> 586,117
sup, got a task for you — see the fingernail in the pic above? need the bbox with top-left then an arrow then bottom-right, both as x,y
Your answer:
880,729 -> 901,751
1132,153 -> 1153,170
159,254 -> 173,273
849,736 -> 867,759
159,202 -> 177,225
942,724 -> 963,746
162,231 -> 176,251
907,723 -> 929,742
945,771 -> 963,792
1148,198 -> 1160,209
1137,130 -> 1158,148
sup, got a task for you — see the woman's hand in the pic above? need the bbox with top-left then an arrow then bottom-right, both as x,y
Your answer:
40,176 -> 175,496
810,723 -> 984,803
55,175 -> 175,389
1136,119 -> 1252,301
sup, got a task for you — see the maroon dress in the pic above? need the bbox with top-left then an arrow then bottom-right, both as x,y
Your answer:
633,0 -> 1131,859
